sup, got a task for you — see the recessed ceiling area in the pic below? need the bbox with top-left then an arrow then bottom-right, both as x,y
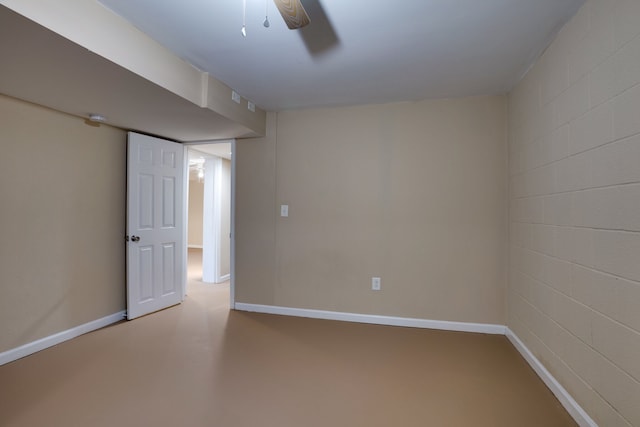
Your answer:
98,0 -> 585,111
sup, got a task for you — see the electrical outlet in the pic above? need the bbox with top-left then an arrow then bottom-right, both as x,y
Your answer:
280,204 -> 289,217
372,277 -> 381,291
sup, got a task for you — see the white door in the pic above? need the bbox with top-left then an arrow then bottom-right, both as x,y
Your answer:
127,132 -> 184,320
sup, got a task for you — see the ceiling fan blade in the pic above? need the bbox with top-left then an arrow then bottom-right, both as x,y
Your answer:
273,0 -> 310,29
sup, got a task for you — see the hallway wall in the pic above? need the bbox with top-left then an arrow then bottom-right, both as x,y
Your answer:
188,180 -> 204,247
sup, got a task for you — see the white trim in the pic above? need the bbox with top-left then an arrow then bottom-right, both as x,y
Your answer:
0,300 -> 597,427
187,244 -> 203,249
219,273 -> 231,282
233,304 -> 596,426
0,311 -> 126,366
506,328 -> 598,427
234,303 -> 506,335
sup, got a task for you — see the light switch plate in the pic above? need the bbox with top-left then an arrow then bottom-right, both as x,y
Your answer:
280,204 -> 289,217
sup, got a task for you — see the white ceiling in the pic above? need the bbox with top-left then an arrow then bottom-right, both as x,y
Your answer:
98,0 -> 585,111
189,143 -> 233,160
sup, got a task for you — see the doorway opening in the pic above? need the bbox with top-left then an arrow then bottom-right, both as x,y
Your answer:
184,140 -> 234,307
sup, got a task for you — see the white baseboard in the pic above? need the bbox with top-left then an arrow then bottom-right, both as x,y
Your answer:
188,244 -> 203,249
219,274 -> 231,282
506,328 -> 598,427
0,303 -> 597,427
234,303 -> 595,426
234,303 -> 506,335
0,310 -> 126,366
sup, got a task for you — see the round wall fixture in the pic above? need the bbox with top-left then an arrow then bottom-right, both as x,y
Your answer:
88,114 -> 107,123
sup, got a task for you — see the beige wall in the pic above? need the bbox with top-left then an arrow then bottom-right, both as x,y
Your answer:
508,1 -> 640,425
235,113 -> 278,305
237,97 -> 507,324
0,94 -> 126,353
188,180 -> 204,247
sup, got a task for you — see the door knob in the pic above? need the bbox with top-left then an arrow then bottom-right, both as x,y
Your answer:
131,236 -> 140,242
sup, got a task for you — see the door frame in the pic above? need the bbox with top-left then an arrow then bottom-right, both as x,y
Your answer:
182,139 -> 236,309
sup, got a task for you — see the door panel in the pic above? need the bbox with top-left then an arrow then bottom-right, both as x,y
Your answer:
139,174 -> 154,228
138,246 -> 154,301
127,132 -> 184,320
162,243 -> 176,295
162,176 -> 175,227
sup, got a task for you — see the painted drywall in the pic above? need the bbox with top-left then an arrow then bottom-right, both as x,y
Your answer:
0,94 -> 126,353
190,158 -> 230,276
508,0 -> 640,425
220,158 -> 231,278
236,97 -> 507,324
235,112 -> 278,305
188,180 -> 204,247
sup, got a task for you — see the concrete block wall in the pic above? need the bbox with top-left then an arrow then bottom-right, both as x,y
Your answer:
508,0 -> 640,425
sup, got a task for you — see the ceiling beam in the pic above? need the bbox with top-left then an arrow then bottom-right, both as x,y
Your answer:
0,0 -> 266,139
